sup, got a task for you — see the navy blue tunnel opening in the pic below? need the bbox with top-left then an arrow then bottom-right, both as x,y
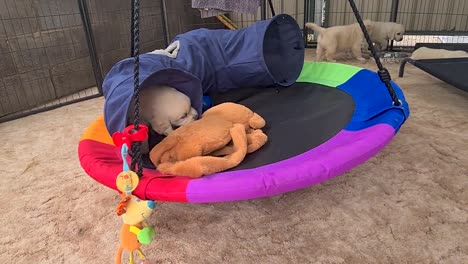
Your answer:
262,15 -> 305,86
102,14 -> 305,137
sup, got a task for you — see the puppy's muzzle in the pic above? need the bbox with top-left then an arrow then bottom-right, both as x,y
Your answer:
171,115 -> 196,130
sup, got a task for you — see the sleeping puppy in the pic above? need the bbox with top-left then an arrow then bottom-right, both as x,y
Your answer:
128,84 -> 198,153
305,20 -> 373,62
410,47 -> 468,60
367,21 -> 405,51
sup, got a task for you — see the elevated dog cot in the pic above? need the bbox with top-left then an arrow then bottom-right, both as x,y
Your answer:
399,42 -> 468,92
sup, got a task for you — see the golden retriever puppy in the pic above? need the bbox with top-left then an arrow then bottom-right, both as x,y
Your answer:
367,21 -> 405,51
139,85 -> 197,136
305,20 -> 373,62
410,47 -> 468,60
128,85 -> 198,153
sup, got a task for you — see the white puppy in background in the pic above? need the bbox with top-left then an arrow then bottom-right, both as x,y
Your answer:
366,21 -> 405,51
410,47 -> 468,60
128,85 -> 198,153
305,20 -> 373,62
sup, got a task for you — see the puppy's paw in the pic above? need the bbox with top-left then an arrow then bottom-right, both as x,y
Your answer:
357,57 -> 366,61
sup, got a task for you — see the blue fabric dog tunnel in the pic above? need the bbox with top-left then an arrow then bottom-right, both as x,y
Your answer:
102,14 -> 304,136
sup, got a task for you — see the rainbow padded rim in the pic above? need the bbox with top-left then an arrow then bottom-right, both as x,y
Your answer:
78,61 -> 409,203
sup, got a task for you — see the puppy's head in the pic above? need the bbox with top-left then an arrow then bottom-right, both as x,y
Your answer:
389,23 -> 405,42
168,104 -> 197,129
146,85 -> 198,136
363,19 -> 374,34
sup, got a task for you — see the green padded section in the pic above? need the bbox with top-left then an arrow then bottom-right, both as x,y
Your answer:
297,62 -> 362,87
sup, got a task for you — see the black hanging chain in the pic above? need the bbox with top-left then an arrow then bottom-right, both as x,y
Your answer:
130,0 -> 143,176
347,0 -> 401,106
267,0 -> 276,16
130,0 -> 135,56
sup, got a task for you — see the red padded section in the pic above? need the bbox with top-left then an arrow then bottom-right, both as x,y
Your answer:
78,139 -> 190,202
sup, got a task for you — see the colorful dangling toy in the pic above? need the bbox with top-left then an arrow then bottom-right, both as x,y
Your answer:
113,128 -> 156,264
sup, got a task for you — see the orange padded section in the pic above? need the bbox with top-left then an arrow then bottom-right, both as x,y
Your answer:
80,115 -> 115,146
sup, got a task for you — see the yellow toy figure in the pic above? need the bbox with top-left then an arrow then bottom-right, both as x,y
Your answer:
114,143 -> 156,264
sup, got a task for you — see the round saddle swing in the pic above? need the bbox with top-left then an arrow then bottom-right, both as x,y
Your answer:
78,11 -> 409,203
78,2 -> 409,262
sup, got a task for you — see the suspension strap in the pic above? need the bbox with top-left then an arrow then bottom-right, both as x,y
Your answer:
130,0 -> 144,176
347,0 -> 401,106
130,0 -> 135,56
267,0 -> 276,16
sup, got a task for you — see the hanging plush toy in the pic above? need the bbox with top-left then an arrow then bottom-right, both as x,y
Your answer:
114,143 -> 156,264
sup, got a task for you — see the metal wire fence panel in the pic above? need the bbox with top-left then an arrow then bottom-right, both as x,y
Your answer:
85,0 -> 166,78
0,0 -> 98,121
3,0 -> 466,123
228,0 -> 467,32
0,0 -> 226,123
88,0 -> 227,78
397,0 -> 468,33
318,0 -> 468,33
164,0 -> 224,41
324,0 -> 393,26
300,0 -> 468,49
85,0 -> 224,78
229,0 -> 305,29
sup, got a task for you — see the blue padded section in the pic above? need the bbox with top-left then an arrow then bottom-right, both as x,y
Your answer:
337,69 -> 410,132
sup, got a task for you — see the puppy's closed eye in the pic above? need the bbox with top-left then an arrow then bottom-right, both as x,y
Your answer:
178,113 -> 188,121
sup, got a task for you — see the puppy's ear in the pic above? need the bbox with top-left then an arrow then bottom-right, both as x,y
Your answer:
363,20 -> 374,33
151,118 -> 174,136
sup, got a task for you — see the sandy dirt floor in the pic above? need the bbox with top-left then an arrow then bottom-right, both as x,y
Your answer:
1,49 -> 467,264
